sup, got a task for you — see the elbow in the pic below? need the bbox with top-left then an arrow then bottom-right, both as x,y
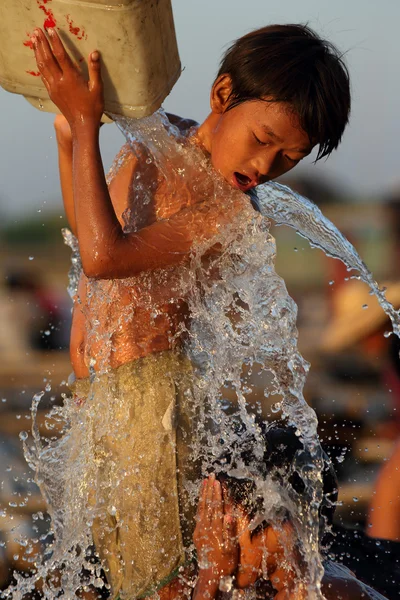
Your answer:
81,251 -> 113,280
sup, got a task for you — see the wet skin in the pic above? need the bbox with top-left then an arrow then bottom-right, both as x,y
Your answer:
193,475 -> 299,600
197,74 -> 313,191
31,28 -> 313,379
192,476 -> 388,600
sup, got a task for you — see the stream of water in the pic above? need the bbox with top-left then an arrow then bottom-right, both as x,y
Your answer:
3,110 -> 399,599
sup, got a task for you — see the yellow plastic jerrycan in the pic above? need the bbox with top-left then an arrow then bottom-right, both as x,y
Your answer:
0,0 -> 181,118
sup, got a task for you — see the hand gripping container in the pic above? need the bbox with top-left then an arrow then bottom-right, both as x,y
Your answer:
0,0 -> 181,118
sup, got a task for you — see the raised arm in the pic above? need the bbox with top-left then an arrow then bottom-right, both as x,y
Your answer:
54,115 -> 76,235
31,28 -> 246,279
54,115 -> 110,237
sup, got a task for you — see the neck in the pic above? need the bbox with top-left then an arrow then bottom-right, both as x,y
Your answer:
195,112 -> 219,154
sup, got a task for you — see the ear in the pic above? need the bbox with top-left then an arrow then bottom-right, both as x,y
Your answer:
210,74 -> 233,114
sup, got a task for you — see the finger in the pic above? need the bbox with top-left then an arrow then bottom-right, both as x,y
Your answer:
88,51 -> 103,92
206,474 -> 215,522
196,479 -> 208,522
273,590 -> 290,600
212,479 -> 224,530
224,514 -> 236,532
223,514 -> 237,547
237,509 -> 251,542
47,28 -> 74,72
270,566 -> 296,595
33,29 -> 62,81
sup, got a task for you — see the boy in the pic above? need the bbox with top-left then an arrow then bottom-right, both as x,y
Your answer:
31,23 -> 350,599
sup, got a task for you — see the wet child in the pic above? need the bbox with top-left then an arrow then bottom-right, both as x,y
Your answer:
31,23 -> 351,599
191,426 -> 388,600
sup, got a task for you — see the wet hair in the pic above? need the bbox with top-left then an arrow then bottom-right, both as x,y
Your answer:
217,24 -> 351,160
214,423 -> 338,542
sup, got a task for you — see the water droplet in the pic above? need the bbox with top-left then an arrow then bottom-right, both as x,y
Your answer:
384,330 -> 393,338
329,280 -> 334,286
45,383 -> 51,392
19,431 -> 28,442
28,256 -> 34,261
219,576 -> 233,593
353,497 -> 359,503
271,402 -> 282,413
362,304 -> 368,310
108,505 -> 117,516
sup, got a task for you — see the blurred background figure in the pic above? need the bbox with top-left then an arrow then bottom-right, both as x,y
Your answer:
321,278 -> 400,538
368,439 -> 400,541
3,268 -> 70,353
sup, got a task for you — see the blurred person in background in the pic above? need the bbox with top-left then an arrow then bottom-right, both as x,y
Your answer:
367,330 -> 400,541
322,280 -> 400,544
3,269 -> 70,353
367,439 -> 400,541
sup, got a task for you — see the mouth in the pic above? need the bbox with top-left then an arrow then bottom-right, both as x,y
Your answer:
233,171 -> 257,191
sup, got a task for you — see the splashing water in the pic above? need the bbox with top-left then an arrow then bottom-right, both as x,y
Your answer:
4,110 -> 400,600
257,181 -> 400,340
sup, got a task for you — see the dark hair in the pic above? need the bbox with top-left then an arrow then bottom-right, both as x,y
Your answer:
214,423 -> 338,543
217,24 -> 351,161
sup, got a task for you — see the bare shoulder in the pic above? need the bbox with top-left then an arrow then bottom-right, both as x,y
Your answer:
108,113 -> 197,181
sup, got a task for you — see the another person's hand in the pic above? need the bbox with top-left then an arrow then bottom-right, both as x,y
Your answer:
194,474 -> 238,580
31,28 -> 104,132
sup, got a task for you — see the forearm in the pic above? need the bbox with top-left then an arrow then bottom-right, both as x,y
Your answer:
72,124 -> 122,274
57,140 -> 77,235
70,125 -> 246,279
193,570 -> 219,600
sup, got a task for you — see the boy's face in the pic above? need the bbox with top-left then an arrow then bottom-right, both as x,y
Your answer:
198,76 -> 314,191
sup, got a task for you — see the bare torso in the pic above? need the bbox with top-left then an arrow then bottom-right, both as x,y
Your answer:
70,117 -> 199,379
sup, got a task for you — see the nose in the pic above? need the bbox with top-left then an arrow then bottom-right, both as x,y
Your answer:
251,149 -> 280,180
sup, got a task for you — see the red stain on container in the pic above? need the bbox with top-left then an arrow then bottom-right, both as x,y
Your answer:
22,0 -> 55,57
36,0 -> 57,29
65,14 -> 87,41
26,70 -> 41,77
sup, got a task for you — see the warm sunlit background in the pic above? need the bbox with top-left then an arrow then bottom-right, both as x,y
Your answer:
1,0 -> 399,594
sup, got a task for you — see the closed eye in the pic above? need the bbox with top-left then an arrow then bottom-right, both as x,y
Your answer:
285,155 -> 299,164
253,132 -> 268,146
